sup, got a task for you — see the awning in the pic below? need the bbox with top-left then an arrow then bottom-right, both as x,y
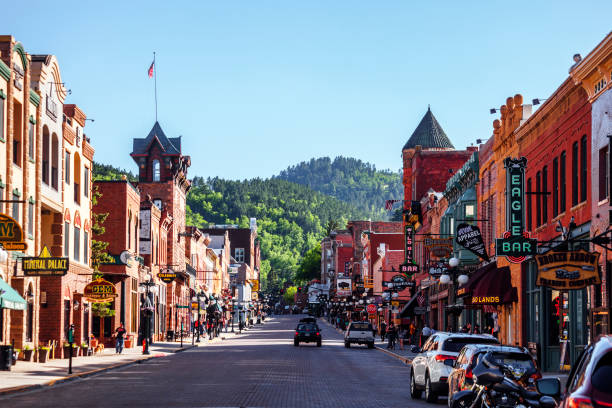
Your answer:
400,295 -> 419,317
464,265 -> 518,306
0,278 -> 27,310
456,261 -> 497,297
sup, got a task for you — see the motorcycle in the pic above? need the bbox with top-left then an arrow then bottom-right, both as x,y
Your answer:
449,351 -> 561,408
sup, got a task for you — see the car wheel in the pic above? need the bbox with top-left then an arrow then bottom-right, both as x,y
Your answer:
410,369 -> 422,399
317,340 -> 322,347
294,340 -> 299,347
425,373 -> 437,403
344,341 -> 350,348
367,342 -> 374,349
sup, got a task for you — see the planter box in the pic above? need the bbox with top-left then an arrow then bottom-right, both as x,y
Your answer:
38,349 -> 50,363
124,339 -> 133,349
22,349 -> 34,362
81,347 -> 89,356
63,346 -> 80,359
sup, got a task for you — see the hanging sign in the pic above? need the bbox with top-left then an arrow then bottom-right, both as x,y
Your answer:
84,278 -> 117,303
456,223 -> 489,261
0,213 -> 27,251
337,278 -> 351,297
22,246 -> 69,276
536,250 -> 601,290
251,280 -> 259,292
495,157 -> 537,263
158,269 -> 177,283
423,237 -> 453,258
401,224 -> 419,275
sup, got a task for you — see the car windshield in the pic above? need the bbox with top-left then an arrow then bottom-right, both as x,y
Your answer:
297,324 -> 316,331
490,352 -> 534,370
592,352 -> 612,393
442,337 -> 499,352
349,323 -> 372,331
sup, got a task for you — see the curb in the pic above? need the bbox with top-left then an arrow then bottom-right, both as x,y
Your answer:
0,344 -> 198,397
320,318 -> 413,365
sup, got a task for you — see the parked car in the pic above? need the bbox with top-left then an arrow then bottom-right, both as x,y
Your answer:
559,335 -> 612,408
448,344 -> 541,406
410,332 -> 500,403
344,321 -> 375,349
294,323 -> 321,347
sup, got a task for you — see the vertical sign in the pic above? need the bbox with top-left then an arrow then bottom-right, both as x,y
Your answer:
495,157 -> 537,262
401,224 -> 419,276
139,209 -> 151,255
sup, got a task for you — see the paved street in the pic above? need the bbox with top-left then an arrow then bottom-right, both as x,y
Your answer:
0,315 -> 440,408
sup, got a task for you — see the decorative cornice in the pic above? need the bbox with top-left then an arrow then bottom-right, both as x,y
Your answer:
13,42 -> 28,70
29,89 -> 40,107
82,140 -> 95,161
0,60 -> 9,81
569,32 -> 612,103
63,122 -> 75,145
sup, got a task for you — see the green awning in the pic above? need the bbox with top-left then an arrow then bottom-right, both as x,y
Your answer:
0,278 -> 27,310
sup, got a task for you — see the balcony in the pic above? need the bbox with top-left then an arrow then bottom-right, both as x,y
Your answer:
364,277 -> 374,289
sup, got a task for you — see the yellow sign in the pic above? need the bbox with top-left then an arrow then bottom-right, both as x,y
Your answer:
536,250 -> 601,290
391,301 -> 399,307
0,213 -> 27,251
84,278 -> 118,303
252,280 -> 259,292
22,246 -> 69,276
470,296 -> 500,304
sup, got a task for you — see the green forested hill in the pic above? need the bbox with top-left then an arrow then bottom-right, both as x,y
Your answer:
276,156 -> 403,219
186,176 -> 366,287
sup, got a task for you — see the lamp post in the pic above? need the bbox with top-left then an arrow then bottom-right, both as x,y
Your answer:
192,291 -> 205,343
139,272 -> 156,355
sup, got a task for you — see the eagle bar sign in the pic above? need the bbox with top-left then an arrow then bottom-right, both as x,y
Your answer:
22,246 -> 69,276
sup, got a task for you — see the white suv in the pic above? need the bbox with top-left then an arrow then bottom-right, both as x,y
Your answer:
344,321 -> 375,349
410,332 -> 499,403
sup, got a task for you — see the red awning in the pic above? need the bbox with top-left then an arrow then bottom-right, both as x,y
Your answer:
457,261 -> 497,297
465,266 -> 517,306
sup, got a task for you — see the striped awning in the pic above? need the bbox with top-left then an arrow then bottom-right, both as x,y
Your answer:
0,278 -> 27,310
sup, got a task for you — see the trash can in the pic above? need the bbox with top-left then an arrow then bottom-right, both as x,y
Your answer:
0,345 -> 13,371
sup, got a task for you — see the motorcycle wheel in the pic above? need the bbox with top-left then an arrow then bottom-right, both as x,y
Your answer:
450,394 -> 479,408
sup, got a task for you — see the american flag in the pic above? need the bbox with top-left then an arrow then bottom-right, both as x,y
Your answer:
417,293 -> 426,306
384,199 -> 399,210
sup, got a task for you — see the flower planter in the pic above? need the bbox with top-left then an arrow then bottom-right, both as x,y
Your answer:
63,346 -> 80,359
38,348 -> 50,363
81,346 -> 89,356
124,339 -> 133,349
22,349 -> 34,362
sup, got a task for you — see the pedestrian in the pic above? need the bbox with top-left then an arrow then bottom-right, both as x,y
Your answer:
421,323 -> 432,345
409,322 -> 417,346
387,323 -> 396,349
114,322 -> 126,354
380,321 -> 387,342
398,326 -> 406,350
466,322 -> 472,334
473,324 -> 481,334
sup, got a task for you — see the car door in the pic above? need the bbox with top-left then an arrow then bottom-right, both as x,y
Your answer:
450,348 -> 467,394
414,335 -> 436,385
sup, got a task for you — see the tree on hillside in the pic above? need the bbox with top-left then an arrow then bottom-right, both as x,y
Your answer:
324,219 -> 340,235
295,244 -> 321,283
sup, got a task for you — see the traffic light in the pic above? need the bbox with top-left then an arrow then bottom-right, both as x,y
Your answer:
297,287 -> 302,293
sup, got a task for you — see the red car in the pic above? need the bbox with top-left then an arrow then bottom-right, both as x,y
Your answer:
559,335 -> 612,408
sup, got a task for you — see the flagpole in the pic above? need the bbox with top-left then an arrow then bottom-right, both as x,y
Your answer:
153,52 -> 158,122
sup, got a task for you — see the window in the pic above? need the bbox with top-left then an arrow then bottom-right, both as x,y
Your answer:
65,151 -> 70,184
536,172 -> 541,226
581,135 -> 588,202
51,135 -> 59,190
12,101 -> 22,166
74,226 -> 80,262
153,199 -> 162,210
465,204 -> 475,217
84,167 -> 89,197
527,178 -> 532,232
153,159 -> 160,182
0,184 -> 4,214
235,248 -> 245,263
542,166 -> 548,224
560,151 -> 566,213
84,231 -> 89,266
599,146 -> 608,201
134,217 -> 138,251
64,221 -> 70,257
553,158 -> 559,217
42,127 -> 50,185
28,201 -> 34,236
0,96 -> 4,141
572,141 -> 579,206
449,217 -> 455,235
12,193 -> 19,221
128,214 -> 131,250
74,153 -> 81,204
28,121 -> 34,160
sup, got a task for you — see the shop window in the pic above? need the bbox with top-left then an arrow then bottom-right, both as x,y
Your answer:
449,217 -> 455,235
28,201 -> 34,236
26,284 -> 33,342
64,221 -> 70,257
0,309 -> 3,342
74,226 -> 80,262
64,300 -> 71,339
599,146 -> 608,201
92,316 -> 100,338
65,151 -> 70,184
560,151 -> 566,213
527,178 -> 532,232
12,193 -> 19,222
235,248 -> 245,263
51,134 -> 59,190
553,158 -> 559,217
536,172 -> 541,226
572,141 -> 578,206
581,135 -> 587,203
83,305 -> 89,343
131,280 -> 137,333
542,166 -> 548,224
153,159 -> 161,182
42,127 -> 50,185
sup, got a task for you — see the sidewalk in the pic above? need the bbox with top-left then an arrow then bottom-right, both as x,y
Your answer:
0,331 -> 238,396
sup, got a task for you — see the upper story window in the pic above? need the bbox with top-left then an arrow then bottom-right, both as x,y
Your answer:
153,159 -> 160,182
0,92 -> 5,141
12,101 -> 23,167
12,193 -> 19,222
464,204 -> 475,218
595,77 -> 607,94
153,199 -> 162,210
74,153 -> 81,204
84,167 -> 89,198
28,118 -> 34,160
65,151 -> 70,184
235,248 -> 245,263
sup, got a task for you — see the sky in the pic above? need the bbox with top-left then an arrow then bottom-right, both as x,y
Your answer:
3,1 -> 611,180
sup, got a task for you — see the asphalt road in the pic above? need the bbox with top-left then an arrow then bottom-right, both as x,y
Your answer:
0,315 -> 444,408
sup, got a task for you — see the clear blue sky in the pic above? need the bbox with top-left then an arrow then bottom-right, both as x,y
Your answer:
5,1 -> 611,180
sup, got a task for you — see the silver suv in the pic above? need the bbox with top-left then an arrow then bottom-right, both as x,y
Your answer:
344,321 -> 375,349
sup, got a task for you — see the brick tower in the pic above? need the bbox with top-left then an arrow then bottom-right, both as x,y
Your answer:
131,122 -> 191,268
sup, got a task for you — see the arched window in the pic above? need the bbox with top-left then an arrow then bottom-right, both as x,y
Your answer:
153,159 -> 160,182
51,134 -> 59,190
26,283 -> 34,342
128,212 -> 132,250
42,126 -> 50,185
74,153 -> 81,204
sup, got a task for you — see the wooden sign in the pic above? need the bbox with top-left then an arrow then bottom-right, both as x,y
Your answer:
84,278 -> 117,303
22,246 -> 69,276
423,237 -> 453,258
0,213 -> 27,251
536,250 -> 601,290
158,270 -> 177,283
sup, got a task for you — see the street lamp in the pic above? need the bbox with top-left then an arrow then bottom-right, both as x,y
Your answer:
139,272 -> 157,355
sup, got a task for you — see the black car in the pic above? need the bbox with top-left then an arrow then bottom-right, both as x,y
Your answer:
299,317 -> 317,324
294,323 -> 321,347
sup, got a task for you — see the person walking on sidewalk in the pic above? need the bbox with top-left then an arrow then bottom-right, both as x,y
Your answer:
421,323 -> 431,345
387,323 -> 397,349
114,322 -> 127,354
380,321 -> 387,342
